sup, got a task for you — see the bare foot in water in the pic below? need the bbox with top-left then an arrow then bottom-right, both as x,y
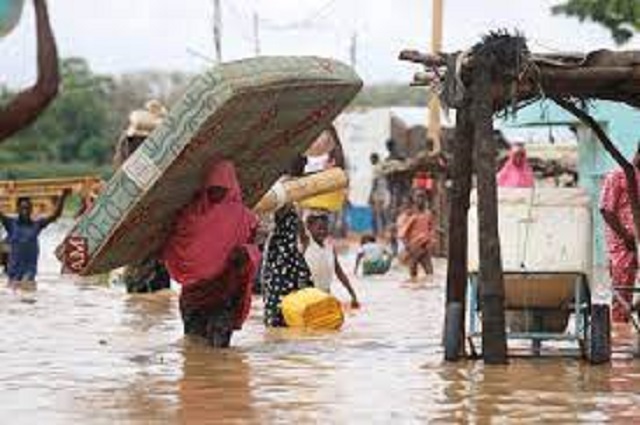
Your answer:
400,277 -> 419,288
401,275 -> 435,288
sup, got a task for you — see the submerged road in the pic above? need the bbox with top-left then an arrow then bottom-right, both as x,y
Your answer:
0,222 -> 639,423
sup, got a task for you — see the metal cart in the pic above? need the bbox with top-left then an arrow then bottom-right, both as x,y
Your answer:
464,187 -> 611,362
466,271 -> 610,361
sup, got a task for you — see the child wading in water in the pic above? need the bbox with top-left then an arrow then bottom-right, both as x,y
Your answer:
302,211 -> 360,308
1,189 -> 71,289
398,189 -> 435,281
353,234 -> 392,276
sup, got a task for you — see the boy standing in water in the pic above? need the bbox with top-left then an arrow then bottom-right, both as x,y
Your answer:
302,212 -> 360,308
1,189 -> 70,289
398,189 -> 434,281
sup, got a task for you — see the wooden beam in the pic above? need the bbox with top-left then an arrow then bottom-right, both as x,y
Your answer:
539,67 -> 634,82
444,106 -> 474,361
401,47 -> 640,108
488,66 -> 640,111
398,49 -> 447,67
472,60 -> 507,364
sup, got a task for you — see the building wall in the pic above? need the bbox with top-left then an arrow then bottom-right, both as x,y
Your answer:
334,108 -> 392,206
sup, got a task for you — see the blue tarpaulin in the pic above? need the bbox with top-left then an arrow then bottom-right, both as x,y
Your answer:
346,205 -> 373,233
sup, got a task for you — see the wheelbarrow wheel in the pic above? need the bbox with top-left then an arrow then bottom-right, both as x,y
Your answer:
444,302 -> 463,361
588,304 -> 611,364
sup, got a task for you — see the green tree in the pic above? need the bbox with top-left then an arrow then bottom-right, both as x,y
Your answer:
552,0 -> 640,45
53,58 -> 115,163
0,60 -> 194,177
2,57 -> 116,165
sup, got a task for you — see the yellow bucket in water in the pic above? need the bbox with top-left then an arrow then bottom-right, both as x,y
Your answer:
281,287 -> 344,330
299,189 -> 346,212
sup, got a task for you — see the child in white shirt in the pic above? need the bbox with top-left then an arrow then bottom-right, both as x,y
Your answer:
301,212 -> 359,308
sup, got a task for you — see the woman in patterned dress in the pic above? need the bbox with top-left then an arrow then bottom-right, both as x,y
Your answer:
262,205 -> 313,327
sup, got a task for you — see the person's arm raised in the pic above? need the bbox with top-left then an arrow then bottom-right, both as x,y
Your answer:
0,0 -> 59,142
43,188 -> 71,227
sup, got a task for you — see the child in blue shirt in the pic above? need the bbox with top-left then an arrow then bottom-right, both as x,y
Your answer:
1,190 -> 70,288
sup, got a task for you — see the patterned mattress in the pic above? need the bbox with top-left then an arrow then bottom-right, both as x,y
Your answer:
59,56 -> 362,275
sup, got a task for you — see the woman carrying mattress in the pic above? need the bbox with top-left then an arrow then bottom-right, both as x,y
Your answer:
163,160 -> 260,347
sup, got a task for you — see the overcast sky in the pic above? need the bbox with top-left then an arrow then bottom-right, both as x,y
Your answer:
1,0 -> 636,88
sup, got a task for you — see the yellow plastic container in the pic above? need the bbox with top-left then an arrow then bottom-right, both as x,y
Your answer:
281,287 -> 344,330
299,189 -> 346,212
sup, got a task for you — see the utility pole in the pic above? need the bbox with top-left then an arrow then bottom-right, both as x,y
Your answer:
350,32 -> 358,69
428,0 -> 443,153
213,0 -> 222,62
253,12 -> 261,56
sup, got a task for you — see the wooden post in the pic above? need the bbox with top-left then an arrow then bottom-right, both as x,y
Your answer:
472,62 -> 507,364
428,0 -> 444,154
444,106 -> 473,361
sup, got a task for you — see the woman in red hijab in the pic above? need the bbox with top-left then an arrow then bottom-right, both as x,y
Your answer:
163,160 -> 260,347
497,144 -> 535,188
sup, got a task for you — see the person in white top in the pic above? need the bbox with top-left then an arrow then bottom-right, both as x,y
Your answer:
301,212 -> 359,308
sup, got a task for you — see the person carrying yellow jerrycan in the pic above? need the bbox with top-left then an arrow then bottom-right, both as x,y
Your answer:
299,187 -> 347,212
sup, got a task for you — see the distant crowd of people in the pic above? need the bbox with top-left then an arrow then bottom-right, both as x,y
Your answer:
365,139 -> 437,282
358,141 -> 539,283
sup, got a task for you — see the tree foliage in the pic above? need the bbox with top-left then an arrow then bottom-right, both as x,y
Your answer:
552,0 -> 640,45
0,56 -> 425,179
0,58 -> 191,178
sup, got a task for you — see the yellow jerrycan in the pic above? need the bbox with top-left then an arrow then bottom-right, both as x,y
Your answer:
281,287 -> 344,330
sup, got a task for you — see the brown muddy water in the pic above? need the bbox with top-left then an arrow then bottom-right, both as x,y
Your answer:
1,222 -> 640,424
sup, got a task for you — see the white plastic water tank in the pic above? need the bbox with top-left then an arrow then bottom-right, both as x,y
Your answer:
468,187 -> 592,276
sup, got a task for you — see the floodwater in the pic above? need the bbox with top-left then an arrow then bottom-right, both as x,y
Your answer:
2,223 -> 640,424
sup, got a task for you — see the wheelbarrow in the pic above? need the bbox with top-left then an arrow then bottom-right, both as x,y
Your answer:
465,271 -> 610,362
459,187 -> 611,362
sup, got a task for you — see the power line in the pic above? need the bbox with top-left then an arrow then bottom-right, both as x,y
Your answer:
350,32 -> 357,69
186,47 -> 217,65
213,0 -> 222,62
224,0 -> 264,48
259,0 -> 340,31
219,0 -> 359,62
253,12 -> 261,56
224,0 -> 253,27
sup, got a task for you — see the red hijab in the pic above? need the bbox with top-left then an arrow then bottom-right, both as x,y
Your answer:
497,145 -> 534,188
163,160 -> 258,286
